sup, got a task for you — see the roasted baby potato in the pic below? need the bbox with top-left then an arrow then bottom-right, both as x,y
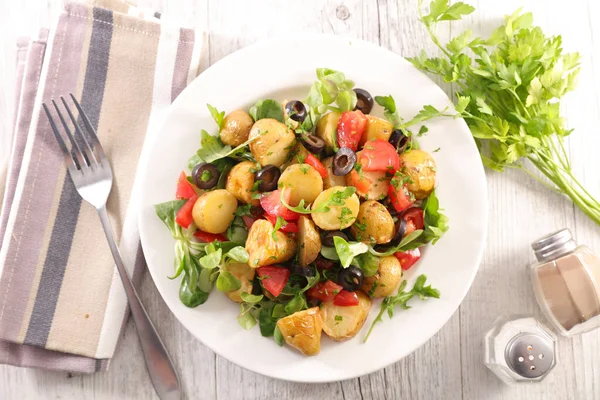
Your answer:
192,189 -> 237,234
278,164 -> 323,206
220,110 -> 254,147
298,216 -> 321,266
249,118 -> 296,167
315,112 -> 340,155
351,200 -> 394,244
281,142 -> 310,171
246,219 -> 297,268
223,262 -> 255,303
320,291 -> 372,341
361,256 -> 403,297
346,166 -> 390,201
322,157 -> 346,189
225,161 -> 260,206
276,307 -> 324,356
399,149 -> 436,200
311,186 -> 360,231
360,115 -> 393,146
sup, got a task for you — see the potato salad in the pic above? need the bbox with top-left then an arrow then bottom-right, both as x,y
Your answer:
155,69 -> 448,356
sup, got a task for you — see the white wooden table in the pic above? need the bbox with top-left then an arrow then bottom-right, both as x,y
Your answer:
1,0 -> 599,399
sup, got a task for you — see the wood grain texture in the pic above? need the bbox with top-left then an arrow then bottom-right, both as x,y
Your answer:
0,0 -> 599,399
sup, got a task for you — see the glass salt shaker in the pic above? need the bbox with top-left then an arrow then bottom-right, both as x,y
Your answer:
484,315 -> 557,384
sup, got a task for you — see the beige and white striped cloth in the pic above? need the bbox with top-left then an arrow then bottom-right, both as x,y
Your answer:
0,1 -> 203,373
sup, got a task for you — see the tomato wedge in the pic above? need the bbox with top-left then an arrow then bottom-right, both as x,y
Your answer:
259,188 -> 300,221
388,181 -> 414,213
359,139 -> 400,172
333,290 -> 359,306
347,169 -> 371,195
337,110 -> 368,151
304,153 -> 328,179
175,195 -> 198,229
264,214 -> 299,233
394,248 -> 421,270
402,207 -> 424,236
176,171 -> 196,200
307,280 -> 343,302
194,230 -> 227,243
257,265 -> 291,297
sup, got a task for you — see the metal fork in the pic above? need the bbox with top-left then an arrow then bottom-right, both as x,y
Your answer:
43,95 -> 181,400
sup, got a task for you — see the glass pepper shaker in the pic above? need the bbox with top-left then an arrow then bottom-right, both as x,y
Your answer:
530,229 -> 600,336
484,315 -> 557,384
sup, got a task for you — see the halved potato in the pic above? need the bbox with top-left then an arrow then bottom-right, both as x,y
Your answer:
276,307 -> 324,356
315,112 -> 340,155
360,115 -> 393,147
223,263 -> 255,303
278,164 -> 323,206
281,142 -> 309,171
192,190 -> 237,234
298,216 -> 321,266
351,200 -> 394,244
249,119 -> 296,167
361,256 -> 403,297
311,186 -> 360,231
399,149 -> 436,200
225,160 -> 260,206
322,157 -> 346,189
245,219 -> 297,268
320,291 -> 372,341
220,110 -> 254,147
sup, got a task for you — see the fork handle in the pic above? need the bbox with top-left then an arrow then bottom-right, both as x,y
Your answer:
97,206 -> 181,400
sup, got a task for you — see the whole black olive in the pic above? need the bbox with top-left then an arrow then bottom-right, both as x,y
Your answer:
337,266 -> 364,292
285,100 -> 307,123
192,163 -> 219,189
332,147 -> 357,176
289,264 -> 316,277
300,134 -> 325,155
353,88 -> 374,114
255,165 -> 281,192
389,218 -> 407,247
322,231 -> 348,247
389,129 -> 409,153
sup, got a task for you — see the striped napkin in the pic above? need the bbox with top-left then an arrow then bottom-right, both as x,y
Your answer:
0,1 -> 202,373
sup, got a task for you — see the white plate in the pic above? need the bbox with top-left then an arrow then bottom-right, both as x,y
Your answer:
138,35 -> 487,383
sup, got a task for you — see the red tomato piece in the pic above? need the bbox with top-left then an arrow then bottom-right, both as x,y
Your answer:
242,215 -> 257,230
347,169 -> 371,195
175,195 -> 198,229
388,182 -> 414,213
359,139 -> 400,172
304,153 -> 328,179
337,110 -> 368,151
264,214 -> 299,233
403,207 -> 424,230
257,265 -> 291,297
315,257 -> 335,270
333,290 -> 359,306
394,248 -> 421,270
259,188 -> 300,221
193,230 -> 227,243
307,280 -> 343,302
176,171 -> 196,200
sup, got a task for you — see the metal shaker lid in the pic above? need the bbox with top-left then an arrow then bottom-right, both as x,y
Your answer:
505,333 -> 555,378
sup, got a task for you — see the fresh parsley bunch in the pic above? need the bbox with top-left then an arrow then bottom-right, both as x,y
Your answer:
409,0 -> 600,225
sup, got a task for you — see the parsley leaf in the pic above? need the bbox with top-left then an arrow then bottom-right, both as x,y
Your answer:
364,274 -> 440,342
271,216 -> 287,241
249,99 -> 284,122
207,104 -> 225,131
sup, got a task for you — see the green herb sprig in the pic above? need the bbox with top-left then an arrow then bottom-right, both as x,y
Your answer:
364,274 -> 440,342
410,0 -> 600,225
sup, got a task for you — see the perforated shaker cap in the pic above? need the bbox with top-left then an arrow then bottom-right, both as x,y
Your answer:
505,333 -> 555,379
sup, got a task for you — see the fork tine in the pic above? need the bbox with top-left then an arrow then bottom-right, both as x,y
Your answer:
42,103 -> 71,159
51,99 -> 87,170
60,96 -> 98,166
69,93 -> 106,159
